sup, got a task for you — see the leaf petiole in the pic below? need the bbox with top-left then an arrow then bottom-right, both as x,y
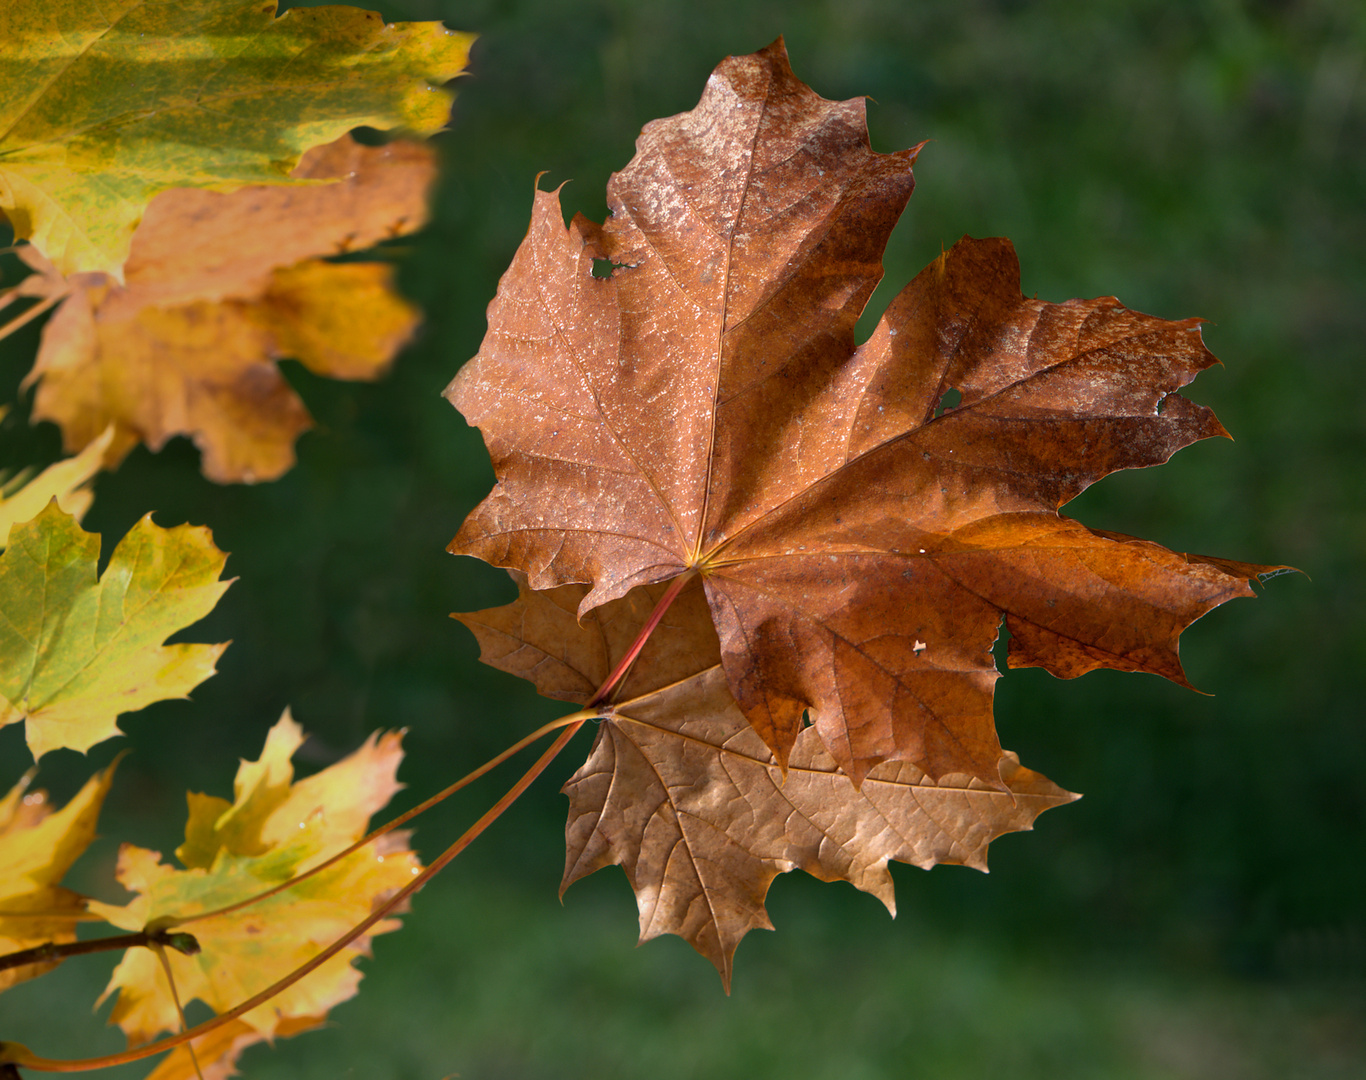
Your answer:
0,721 -> 586,1074
0,575 -> 695,1072
166,571 -> 693,929
589,571 -> 694,706
168,710 -> 596,929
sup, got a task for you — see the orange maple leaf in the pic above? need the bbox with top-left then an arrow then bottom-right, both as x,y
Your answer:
21,134 -> 435,483
447,40 -> 1283,786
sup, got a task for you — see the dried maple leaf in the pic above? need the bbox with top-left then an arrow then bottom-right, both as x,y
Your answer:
21,135 -> 435,483
0,501 -> 231,759
0,0 -> 471,277
457,575 -> 1077,987
89,712 -> 419,1059
0,762 -> 116,991
447,40 -> 1281,786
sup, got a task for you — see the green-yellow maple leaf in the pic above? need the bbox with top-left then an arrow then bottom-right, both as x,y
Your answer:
0,500 -> 231,759
0,0 -> 472,277
89,711 -> 418,1053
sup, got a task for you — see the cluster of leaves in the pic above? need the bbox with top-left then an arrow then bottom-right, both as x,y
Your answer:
19,133 -> 436,483
0,8 -> 1283,1078
1,704 -> 417,1079
1,1 -> 470,1075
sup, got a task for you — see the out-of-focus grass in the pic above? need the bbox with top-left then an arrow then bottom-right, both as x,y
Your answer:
3,871 -> 1361,1079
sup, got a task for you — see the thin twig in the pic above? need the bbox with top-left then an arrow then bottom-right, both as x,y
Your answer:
170,710 -> 592,928
0,929 -> 200,976
0,723 -> 586,1073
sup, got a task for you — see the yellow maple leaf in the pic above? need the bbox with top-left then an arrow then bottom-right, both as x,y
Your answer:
89,711 -> 419,1055
0,0 -> 471,277
0,425 -> 114,546
19,134 -> 435,483
0,762 -> 116,992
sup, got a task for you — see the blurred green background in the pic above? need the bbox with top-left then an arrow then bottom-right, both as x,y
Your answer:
2,0 -> 1362,1076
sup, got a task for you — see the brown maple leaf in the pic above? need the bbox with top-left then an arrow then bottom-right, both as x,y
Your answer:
457,575 -> 1077,987
447,40 -> 1281,786
21,134 -> 434,483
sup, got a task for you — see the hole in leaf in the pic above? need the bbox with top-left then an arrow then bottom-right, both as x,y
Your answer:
934,387 -> 962,417
800,708 -> 812,729
347,126 -> 388,147
591,258 -> 624,279
990,615 -> 1012,673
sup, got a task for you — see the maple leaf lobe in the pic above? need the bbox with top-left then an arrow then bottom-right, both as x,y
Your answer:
0,762 -> 117,991
447,39 -> 920,603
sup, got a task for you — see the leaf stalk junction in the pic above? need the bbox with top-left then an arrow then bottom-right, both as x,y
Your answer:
0,572 -> 695,1074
